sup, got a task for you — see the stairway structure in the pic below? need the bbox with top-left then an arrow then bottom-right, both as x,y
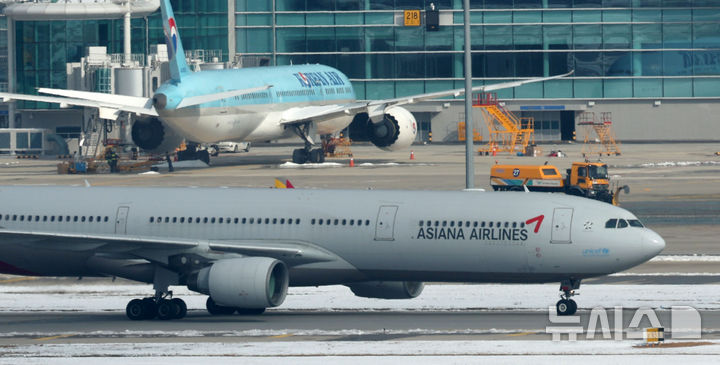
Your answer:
578,112 -> 621,156
473,93 -> 534,155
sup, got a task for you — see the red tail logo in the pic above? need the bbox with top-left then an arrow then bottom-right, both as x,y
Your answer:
525,215 -> 544,233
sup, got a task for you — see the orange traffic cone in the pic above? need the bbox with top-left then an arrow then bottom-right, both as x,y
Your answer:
410,150 -> 415,160
349,157 -> 355,167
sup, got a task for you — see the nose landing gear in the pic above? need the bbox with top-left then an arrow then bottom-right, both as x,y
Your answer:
556,278 -> 581,316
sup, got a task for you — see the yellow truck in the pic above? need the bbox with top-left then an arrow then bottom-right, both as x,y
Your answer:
490,162 -> 627,204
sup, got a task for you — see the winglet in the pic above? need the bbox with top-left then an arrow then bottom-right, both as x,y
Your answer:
285,180 -> 295,189
159,0 -> 191,80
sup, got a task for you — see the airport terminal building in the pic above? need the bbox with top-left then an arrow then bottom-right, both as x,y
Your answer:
1,0 -> 719,150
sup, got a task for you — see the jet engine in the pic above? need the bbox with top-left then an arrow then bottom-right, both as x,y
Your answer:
187,257 -> 289,308
346,281 -> 424,299
130,117 -> 183,153
348,106 -> 417,151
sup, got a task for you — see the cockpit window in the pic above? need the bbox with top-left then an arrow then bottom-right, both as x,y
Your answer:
628,219 -> 644,228
605,219 -> 617,228
617,219 -> 628,228
589,165 -> 609,179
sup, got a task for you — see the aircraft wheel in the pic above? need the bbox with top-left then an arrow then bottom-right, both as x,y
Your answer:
556,299 -> 577,316
171,298 -> 187,319
156,299 -> 178,320
126,299 -> 145,320
235,308 -> 266,315
141,298 -> 158,319
198,150 -> 210,164
292,149 -> 308,164
233,144 -> 239,153
309,148 -> 325,163
206,297 -> 235,315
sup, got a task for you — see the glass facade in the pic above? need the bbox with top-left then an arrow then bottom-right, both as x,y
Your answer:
13,0 -> 228,109
236,0 -> 720,99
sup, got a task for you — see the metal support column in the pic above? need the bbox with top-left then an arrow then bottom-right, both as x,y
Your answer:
463,0 -> 473,189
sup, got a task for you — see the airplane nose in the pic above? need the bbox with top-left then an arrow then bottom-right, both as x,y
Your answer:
642,229 -> 666,258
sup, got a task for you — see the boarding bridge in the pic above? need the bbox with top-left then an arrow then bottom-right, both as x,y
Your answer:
0,129 -> 47,155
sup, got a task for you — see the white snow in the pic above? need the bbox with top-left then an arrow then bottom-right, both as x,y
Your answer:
1,340 -> 719,365
650,255 -> 720,262
0,283 -> 718,315
279,162 -> 344,169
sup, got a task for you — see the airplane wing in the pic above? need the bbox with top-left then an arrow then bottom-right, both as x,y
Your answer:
369,71 -> 574,108
279,71 -> 573,125
0,229 -> 335,265
0,90 -> 158,120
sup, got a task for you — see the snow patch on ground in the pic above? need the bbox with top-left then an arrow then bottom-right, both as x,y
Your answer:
279,162 -> 344,169
617,161 -> 720,168
1,340 -> 719,364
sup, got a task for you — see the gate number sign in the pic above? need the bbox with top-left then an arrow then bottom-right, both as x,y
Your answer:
404,10 -> 420,26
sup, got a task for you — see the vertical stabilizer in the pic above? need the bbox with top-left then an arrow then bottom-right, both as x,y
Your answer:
160,0 -> 190,80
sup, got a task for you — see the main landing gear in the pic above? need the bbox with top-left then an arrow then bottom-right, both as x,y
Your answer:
556,279 -> 581,316
206,297 -> 266,316
290,123 -> 325,164
126,292 -> 187,320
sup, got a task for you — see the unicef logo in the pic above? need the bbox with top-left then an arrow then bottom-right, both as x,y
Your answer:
513,168 -> 520,177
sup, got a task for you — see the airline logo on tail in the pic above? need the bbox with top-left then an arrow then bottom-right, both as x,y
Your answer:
165,18 -> 179,60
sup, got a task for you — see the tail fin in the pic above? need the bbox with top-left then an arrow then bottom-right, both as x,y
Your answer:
159,0 -> 190,80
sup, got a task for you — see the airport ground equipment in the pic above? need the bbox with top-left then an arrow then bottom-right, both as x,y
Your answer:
578,112 -> 621,157
323,137 -> 353,158
490,161 -> 627,205
473,93 -> 535,156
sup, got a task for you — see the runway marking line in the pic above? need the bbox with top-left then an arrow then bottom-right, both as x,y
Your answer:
34,334 -> 75,341
269,334 -> 294,339
507,332 -> 536,337
0,277 -> 38,284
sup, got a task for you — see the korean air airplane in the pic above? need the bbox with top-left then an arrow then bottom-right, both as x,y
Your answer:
0,186 -> 664,320
0,0 -> 571,164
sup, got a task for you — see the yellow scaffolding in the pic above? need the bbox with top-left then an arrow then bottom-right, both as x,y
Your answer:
473,93 -> 535,155
578,112 -> 621,157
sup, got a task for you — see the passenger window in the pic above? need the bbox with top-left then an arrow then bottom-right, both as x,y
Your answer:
73,216 -> 78,222
434,221 -> 439,227
173,217 -> 178,223
605,219 -> 617,228
180,217 -> 185,223
489,222 -> 493,228
350,219 -> 355,226
58,216 -> 62,222
450,221 -> 455,227
88,216 -> 93,222
334,219 -> 339,225
67,216 -> 71,222
19,215 -> 23,221
473,221 -> 478,227
419,220 -> 424,227
35,216 -> 40,222
504,222 -> 509,228
296,219 -> 301,224
265,218 -> 270,224
442,221 -> 447,227
481,221 -> 486,227
81,216 -> 86,222
241,218 -> 246,224
273,218 -> 277,224
618,219 -> 629,228
104,217 -> 109,222
366,220 -> 370,226
96,216 -> 101,222
512,222 -> 517,228
218,218 -> 223,224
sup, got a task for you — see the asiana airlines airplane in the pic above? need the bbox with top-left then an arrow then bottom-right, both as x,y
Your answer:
0,185 -> 664,320
0,0 -> 571,164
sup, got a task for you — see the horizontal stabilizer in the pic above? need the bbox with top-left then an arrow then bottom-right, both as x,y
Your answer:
176,85 -> 273,109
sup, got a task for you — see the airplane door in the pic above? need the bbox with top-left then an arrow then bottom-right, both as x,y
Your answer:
551,208 -> 573,244
115,206 -> 130,234
374,205 -> 398,241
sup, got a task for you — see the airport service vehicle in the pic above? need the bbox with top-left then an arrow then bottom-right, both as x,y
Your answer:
206,142 -> 250,156
490,162 -> 627,204
0,186 -> 664,320
0,0 -> 572,164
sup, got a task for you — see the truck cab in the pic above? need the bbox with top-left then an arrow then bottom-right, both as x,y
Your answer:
566,162 -> 612,203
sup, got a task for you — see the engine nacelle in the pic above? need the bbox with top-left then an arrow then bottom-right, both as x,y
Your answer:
348,106 -> 417,151
187,257 -> 289,308
347,281 -> 424,299
130,117 -> 183,154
